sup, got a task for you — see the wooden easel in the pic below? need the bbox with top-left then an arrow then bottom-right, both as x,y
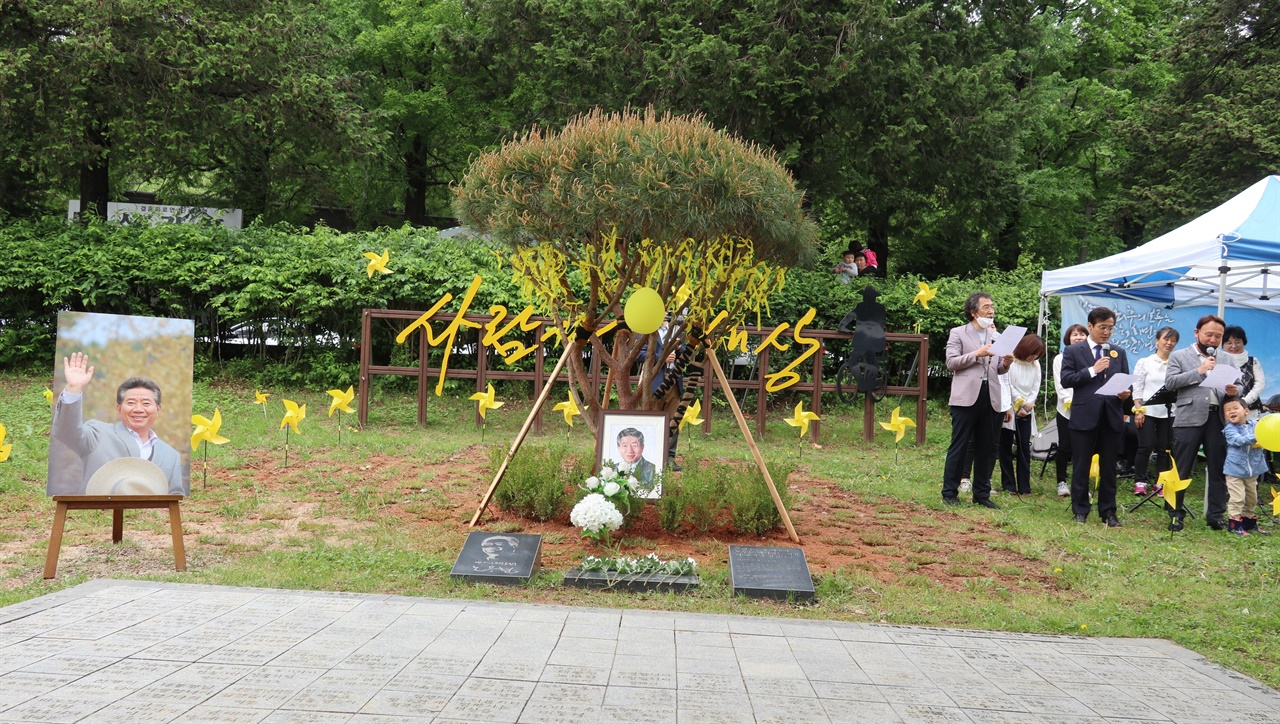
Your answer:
44,495 -> 186,579
469,342 -> 800,543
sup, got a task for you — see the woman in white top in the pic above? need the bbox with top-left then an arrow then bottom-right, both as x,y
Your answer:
1053,325 -> 1088,496
1132,326 -> 1179,495
997,334 -> 1046,495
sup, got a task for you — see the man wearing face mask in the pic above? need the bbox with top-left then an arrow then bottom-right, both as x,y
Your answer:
941,292 -> 1012,508
1060,307 -> 1132,527
1164,315 -> 1233,531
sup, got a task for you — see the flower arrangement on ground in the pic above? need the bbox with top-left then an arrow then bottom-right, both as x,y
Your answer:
570,466 -> 643,543
570,493 -> 624,543
579,553 -> 697,577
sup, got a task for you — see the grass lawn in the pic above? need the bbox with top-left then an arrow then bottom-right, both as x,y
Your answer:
1,372 -> 1278,689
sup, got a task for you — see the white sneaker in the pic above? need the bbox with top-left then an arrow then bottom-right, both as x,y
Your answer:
1057,481 -> 1070,497
959,479 -> 972,494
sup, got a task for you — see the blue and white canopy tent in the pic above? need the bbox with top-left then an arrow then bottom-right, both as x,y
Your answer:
1039,175 -> 1280,399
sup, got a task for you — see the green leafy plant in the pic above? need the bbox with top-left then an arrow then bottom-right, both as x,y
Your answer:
727,459 -> 795,535
680,461 -> 730,533
488,444 -> 570,522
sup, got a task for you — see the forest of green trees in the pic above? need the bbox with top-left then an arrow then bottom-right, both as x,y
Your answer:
2,0 -> 1277,279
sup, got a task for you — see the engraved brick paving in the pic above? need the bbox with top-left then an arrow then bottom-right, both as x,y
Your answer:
0,581 -> 1277,723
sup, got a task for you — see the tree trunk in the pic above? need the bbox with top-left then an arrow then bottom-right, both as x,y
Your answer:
78,122 -> 109,220
995,209 -> 1022,272
1078,199 -> 1094,263
404,136 -> 428,227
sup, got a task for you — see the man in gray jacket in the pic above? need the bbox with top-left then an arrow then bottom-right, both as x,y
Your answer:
1164,315 -> 1233,531
52,352 -> 185,496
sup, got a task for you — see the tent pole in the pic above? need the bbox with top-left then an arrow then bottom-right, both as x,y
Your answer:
1217,268 -> 1228,318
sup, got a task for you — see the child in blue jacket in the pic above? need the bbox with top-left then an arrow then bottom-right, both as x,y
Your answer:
1222,398 -> 1269,535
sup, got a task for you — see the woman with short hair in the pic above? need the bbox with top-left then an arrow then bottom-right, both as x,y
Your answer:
1132,326 -> 1179,496
998,334 -> 1047,495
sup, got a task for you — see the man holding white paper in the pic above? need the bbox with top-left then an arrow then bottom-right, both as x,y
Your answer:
1059,307 -> 1131,527
1165,314 -> 1234,531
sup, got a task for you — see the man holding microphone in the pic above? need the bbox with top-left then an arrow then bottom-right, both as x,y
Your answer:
1164,315 -> 1231,531
1060,307 -> 1131,526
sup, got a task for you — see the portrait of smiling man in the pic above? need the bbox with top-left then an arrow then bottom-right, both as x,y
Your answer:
52,351 -> 186,496
615,427 -> 658,484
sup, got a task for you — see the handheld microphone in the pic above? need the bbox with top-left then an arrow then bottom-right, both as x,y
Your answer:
1101,343 -> 1110,354
1206,346 -> 1216,356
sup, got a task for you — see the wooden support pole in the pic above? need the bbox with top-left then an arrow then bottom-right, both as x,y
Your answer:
470,343 -> 576,526
705,350 -> 800,544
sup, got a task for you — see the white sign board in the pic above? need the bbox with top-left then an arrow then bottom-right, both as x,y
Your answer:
67,200 -> 243,229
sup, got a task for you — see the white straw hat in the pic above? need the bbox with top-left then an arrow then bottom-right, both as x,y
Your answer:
84,457 -> 169,496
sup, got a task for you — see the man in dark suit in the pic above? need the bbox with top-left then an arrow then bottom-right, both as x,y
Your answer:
1060,307 -> 1132,526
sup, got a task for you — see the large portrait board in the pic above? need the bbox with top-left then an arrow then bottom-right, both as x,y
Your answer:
47,312 -> 194,497
594,410 -> 668,498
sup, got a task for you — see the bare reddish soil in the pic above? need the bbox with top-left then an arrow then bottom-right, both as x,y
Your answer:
7,445 -> 1054,596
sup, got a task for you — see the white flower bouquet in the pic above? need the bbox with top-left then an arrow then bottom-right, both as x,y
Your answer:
581,465 -> 640,515
570,493 -> 624,543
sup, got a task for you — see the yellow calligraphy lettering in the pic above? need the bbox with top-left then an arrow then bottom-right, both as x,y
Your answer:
753,323 -> 791,354
763,308 -> 819,392
483,304 -> 543,364
724,327 -> 750,353
395,295 -> 453,345
705,310 -> 729,335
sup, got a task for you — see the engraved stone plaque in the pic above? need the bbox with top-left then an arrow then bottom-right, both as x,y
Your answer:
450,532 -> 541,585
727,545 -> 815,601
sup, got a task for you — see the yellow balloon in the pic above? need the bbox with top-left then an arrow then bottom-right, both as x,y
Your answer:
1257,414 -> 1280,452
624,287 -> 664,334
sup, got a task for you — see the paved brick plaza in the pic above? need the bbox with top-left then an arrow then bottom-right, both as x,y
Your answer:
1,580 -> 1277,722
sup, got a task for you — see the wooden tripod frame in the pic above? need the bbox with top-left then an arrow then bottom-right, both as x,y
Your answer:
469,342 -> 800,544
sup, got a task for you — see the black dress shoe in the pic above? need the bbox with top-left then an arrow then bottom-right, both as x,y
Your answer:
1074,514 -> 1088,524
942,497 -> 961,507
1169,518 -> 1185,532
1207,517 -> 1228,531
1104,513 -> 1122,528
667,460 -> 682,472
975,499 -> 1000,510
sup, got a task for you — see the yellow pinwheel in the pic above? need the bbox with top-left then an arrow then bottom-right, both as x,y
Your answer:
280,399 -> 306,435
327,386 -> 355,417
552,394 -> 580,426
43,387 -> 53,404
363,249 -> 392,277
253,389 -> 271,418
191,408 -> 230,451
680,399 -> 704,431
1160,458 -> 1191,511
784,401 -> 820,438
469,383 -> 504,420
879,406 -> 917,443
191,409 -> 229,488
1271,487 -> 1280,517
279,399 -> 306,466
327,385 -> 356,443
1089,454 -> 1100,488
0,423 -> 11,462
912,281 -> 938,309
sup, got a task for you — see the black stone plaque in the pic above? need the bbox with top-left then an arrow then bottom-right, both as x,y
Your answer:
450,532 -> 542,585
728,545 -> 815,601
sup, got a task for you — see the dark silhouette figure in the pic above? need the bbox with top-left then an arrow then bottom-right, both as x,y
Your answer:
837,286 -> 887,392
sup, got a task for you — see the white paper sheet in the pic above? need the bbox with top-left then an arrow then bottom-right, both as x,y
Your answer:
1095,373 -> 1134,396
988,326 -> 1026,358
1200,364 -> 1242,392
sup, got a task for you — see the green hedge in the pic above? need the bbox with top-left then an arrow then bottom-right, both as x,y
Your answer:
0,217 -> 1047,386
0,217 -> 520,384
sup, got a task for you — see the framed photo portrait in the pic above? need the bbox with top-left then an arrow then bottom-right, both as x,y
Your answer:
595,410 -> 669,499
47,312 -> 194,497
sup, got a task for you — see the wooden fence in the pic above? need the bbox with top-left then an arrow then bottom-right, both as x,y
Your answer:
357,309 -> 928,445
